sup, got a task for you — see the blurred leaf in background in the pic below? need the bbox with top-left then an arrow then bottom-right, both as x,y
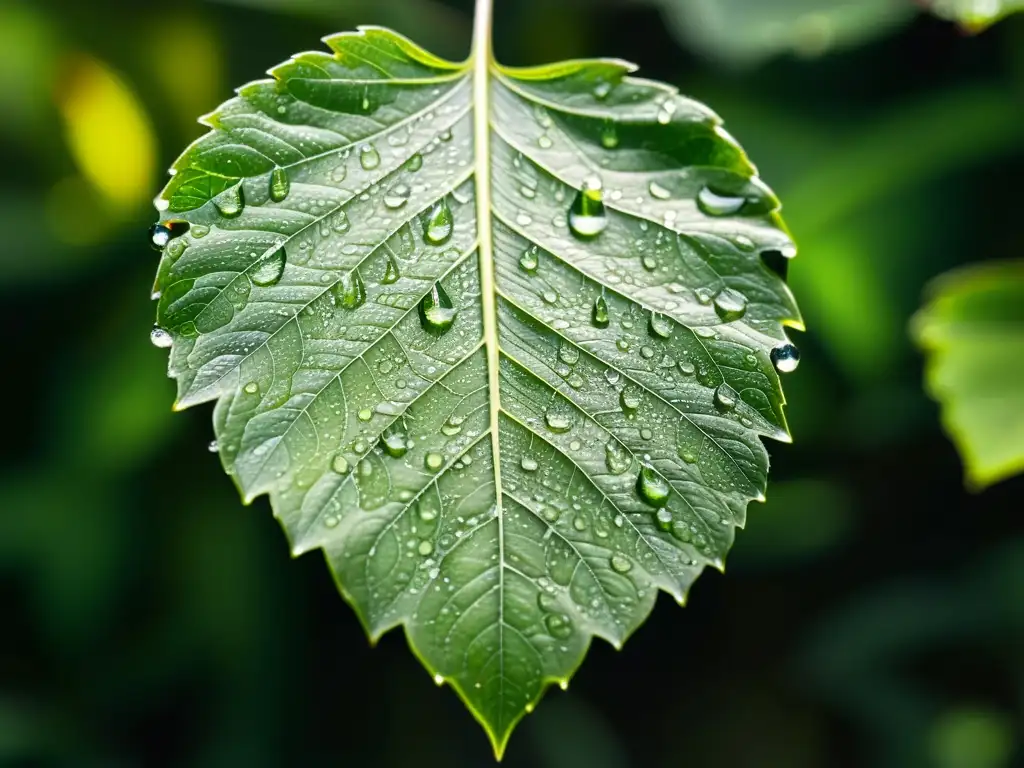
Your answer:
912,261 -> 1024,488
924,0 -> 1024,30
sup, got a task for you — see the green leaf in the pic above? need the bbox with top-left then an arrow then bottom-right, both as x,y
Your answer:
150,21 -> 801,757
924,0 -> 1024,30
913,261 -> 1024,489
648,0 -> 915,67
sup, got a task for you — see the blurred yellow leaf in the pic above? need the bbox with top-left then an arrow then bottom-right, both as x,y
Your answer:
55,54 -> 156,211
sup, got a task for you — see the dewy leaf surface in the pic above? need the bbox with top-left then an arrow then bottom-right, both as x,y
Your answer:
149,23 -> 802,756
913,261 -> 1024,489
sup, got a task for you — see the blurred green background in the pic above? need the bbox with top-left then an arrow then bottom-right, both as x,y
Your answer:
2,0 -> 1023,765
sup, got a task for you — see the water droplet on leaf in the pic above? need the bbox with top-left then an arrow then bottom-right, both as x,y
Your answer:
419,282 -> 458,334
150,327 -> 172,348
771,343 -> 800,373
568,177 -> 608,239
269,167 -> 290,202
359,143 -> 380,170
423,199 -> 453,244
636,464 -> 670,508
251,247 -> 286,287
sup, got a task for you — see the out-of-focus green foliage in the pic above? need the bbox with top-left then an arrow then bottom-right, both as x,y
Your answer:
649,0 -> 915,67
926,0 -> 1024,30
912,262 -> 1024,488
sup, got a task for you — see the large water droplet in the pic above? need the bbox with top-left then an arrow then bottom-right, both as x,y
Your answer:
419,282 -> 458,334
568,177 -> 608,239
697,186 -> 746,217
714,383 -> 738,411
519,245 -> 539,273
713,287 -> 748,322
215,185 -> 245,218
269,167 -> 290,202
649,312 -> 673,339
381,430 -> 409,458
558,342 -> 579,366
150,326 -> 172,348
333,271 -> 366,310
424,452 -> 444,471
384,183 -> 411,209
251,247 -> 286,287
423,199 -> 453,244
620,387 -> 641,413
771,343 -> 800,373
332,453 -> 349,474
521,456 -> 539,472
648,181 -> 671,200
591,295 -> 610,328
149,220 -> 188,251
544,407 -> 573,433
544,613 -> 573,640
636,465 -> 670,508
610,553 -> 633,574
381,253 -> 400,284
358,143 -> 380,170
604,439 -> 632,475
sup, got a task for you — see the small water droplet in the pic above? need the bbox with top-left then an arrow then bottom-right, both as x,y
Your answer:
150,327 -> 172,348
244,381 -> 259,395
381,254 -> 400,284
657,100 -> 677,125
544,407 -> 573,433
636,464 -> 670,508
593,80 -> 612,100
215,185 -> 245,218
713,288 -> 748,322
591,295 -> 610,328
620,388 -> 641,412
771,343 -> 800,373
332,271 -> 366,310
519,245 -> 539,273
418,540 -> 434,556
610,553 -> 632,574
207,440 -> 219,453
538,135 -> 553,149
251,247 -> 287,287
568,177 -> 608,239
419,282 -> 458,334
423,199 -> 453,244
384,183 -> 411,209
697,186 -> 747,217
714,383 -> 738,411
358,408 -> 373,422
149,221 -> 189,250
405,154 -> 423,172
359,143 -> 380,170
441,414 -> 464,436
269,167 -> 290,202
425,452 -> 444,471
679,447 -> 699,464
558,342 -> 580,366
648,181 -> 671,200
521,456 -> 539,472
542,289 -> 558,305
734,235 -> 755,251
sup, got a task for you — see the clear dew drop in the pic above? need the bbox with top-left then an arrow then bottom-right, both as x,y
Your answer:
697,186 -> 747,217
568,176 -> 608,239
149,222 -> 180,250
636,464 -> 671,508
418,540 -> 434,556
771,343 -> 801,373
150,327 -> 172,348
207,440 -> 219,453
591,294 -> 610,328
648,181 -> 671,200
215,184 -> 245,218
332,271 -> 366,310
604,439 -> 632,475
610,553 -> 633,574
521,456 -> 539,472
544,407 -> 573,434
713,287 -> 748,322
358,143 -> 380,170
405,153 -> 423,172
620,388 -> 641,413
649,311 -> 673,339
593,80 -> 612,100
714,383 -> 738,411
419,282 -> 458,334
423,198 -> 454,244
384,183 -> 411,209
558,342 -> 580,366
425,452 -> 444,472
269,167 -> 290,202
251,247 -> 287,287
244,381 -> 259,395
519,245 -> 539,273
381,254 -> 400,284
332,453 -> 350,474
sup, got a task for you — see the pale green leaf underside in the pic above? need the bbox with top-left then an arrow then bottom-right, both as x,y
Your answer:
151,26 -> 801,756
913,261 -> 1024,489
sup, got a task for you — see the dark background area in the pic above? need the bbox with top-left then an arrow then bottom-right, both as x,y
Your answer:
1,0 -> 1022,766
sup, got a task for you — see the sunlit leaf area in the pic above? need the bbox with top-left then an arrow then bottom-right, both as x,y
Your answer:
2,0 -> 1023,765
